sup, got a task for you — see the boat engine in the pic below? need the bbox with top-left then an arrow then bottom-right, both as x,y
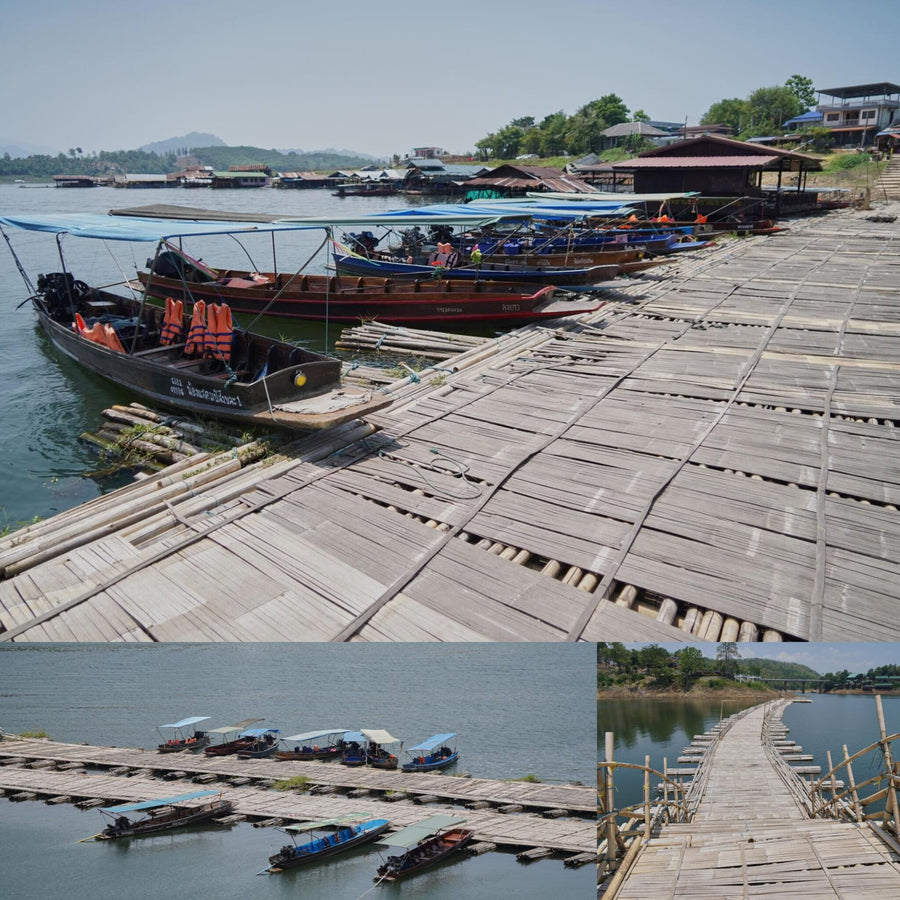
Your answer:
36,272 -> 94,320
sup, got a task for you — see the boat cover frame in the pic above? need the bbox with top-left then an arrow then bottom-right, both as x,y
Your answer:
101,790 -> 219,814
377,814 -> 468,850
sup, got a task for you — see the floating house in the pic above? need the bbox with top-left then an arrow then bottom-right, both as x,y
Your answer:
609,134 -> 823,217
460,164 -> 594,198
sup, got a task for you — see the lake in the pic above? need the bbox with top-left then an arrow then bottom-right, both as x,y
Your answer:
597,691 -> 900,810
0,642 -> 597,899
0,183 -> 442,530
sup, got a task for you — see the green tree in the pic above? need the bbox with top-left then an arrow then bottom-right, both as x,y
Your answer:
675,646 -> 706,690
537,111 -> 569,157
632,109 -> 650,123
715,642 -> 740,679
785,74 -> 816,110
745,85 -> 803,134
701,97 -> 750,134
592,94 -> 630,126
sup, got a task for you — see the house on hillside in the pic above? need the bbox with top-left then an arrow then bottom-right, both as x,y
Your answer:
609,134 -> 823,217
402,159 -> 488,195
600,121 -> 668,149
814,82 -> 900,147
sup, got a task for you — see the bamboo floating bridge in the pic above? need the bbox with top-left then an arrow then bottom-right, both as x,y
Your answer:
0,737 -> 593,858
1,204 -> 899,641
599,697 -> 900,898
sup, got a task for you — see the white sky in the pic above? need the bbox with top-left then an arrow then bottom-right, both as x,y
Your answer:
1,0 -> 897,158
624,644 -> 900,675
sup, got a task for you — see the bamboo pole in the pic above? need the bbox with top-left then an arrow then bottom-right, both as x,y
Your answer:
876,695 -> 900,836
643,754 -> 651,840
843,744 -> 863,823
605,733 -> 616,872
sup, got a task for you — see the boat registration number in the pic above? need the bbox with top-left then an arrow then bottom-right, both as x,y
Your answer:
502,304 -> 521,312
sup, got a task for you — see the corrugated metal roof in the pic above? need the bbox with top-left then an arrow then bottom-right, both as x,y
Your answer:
602,121 -> 668,138
611,156 -> 779,169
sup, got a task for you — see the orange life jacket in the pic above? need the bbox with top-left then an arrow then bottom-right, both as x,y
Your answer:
80,322 -> 107,345
695,213 -> 708,224
160,297 -> 185,345
103,324 -> 126,353
185,300 -> 208,355
206,303 -> 233,362
74,312 -> 88,333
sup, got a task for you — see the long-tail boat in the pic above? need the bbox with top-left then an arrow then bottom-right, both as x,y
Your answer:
155,716 -> 211,753
266,814 -> 391,871
374,815 -> 472,882
89,790 -> 232,840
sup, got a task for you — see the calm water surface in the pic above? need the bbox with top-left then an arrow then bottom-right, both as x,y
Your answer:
598,692 -> 900,809
0,183 -> 462,528
0,643 -> 596,899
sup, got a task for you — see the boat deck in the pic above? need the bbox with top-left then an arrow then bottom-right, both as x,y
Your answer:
2,204 -> 900,641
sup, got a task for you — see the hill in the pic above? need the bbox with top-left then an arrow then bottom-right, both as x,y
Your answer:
738,658 -> 820,680
140,132 -> 227,154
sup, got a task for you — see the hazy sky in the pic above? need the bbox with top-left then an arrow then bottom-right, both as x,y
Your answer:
624,644 -> 899,675
1,0 -> 897,158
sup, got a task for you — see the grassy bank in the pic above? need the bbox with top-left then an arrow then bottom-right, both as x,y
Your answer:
598,676 -> 778,700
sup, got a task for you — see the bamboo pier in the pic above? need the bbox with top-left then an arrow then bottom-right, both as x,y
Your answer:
1,203 -> 899,641
0,738 -> 593,857
600,696 -> 900,898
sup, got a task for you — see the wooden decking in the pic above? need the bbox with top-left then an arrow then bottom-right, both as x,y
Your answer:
612,702 -> 900,898
0,740 -> 592,854
1,203 -> 899,641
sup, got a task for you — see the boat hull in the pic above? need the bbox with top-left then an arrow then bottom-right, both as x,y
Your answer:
275,747 -> 342,761
268,819 -> 391,870
376,829 -> 472,881
156,737 -> 210,753
137,272 -> 599,326
97,800 -> 232,839
401,750 -> 459,772
333,253 -> 619,286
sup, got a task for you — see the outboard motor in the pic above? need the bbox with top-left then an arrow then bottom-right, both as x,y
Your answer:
36,272 -> 93,320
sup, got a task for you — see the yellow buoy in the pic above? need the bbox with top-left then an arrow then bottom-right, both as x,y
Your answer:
294,372 -> 307,387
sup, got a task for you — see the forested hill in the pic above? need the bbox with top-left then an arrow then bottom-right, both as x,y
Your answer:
0,145 -> 380,179
738,659 -> 820,680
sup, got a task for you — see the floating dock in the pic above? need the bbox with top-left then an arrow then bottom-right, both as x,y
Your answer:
603,699 -> 900,898
1,204 -> 899,641
0,738 -> 593,856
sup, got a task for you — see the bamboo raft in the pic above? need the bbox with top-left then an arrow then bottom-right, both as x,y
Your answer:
0,746 -> 593,856
1,204 -> 899,641
602,697 -> 900,899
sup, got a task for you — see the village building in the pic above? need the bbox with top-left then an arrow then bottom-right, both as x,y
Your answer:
814,82 -> 900,147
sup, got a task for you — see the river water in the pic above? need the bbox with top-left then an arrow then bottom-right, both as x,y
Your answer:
0,642 -> 596,899
598,691 -> 900,810
0,183 -> 443,530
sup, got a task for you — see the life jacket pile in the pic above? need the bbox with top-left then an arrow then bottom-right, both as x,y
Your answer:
185,300 -> 233,363
73,313 -> 126,353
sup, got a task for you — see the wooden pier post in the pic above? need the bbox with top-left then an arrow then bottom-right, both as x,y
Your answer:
643,754 -> 651,840
605,732 -> 617,872
876,695 -> 900,836
843,744 -> 863,823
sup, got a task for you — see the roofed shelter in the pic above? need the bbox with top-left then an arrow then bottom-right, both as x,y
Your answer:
462,164 -> 594,197
610,134 -> 823,217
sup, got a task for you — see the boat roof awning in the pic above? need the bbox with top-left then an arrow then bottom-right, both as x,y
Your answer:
378,815 -> 468,850
343,731 -> 366,742
276,211 -> 505,228
206,717 -> 264,735
158,716 -> 210,730
0,213 -> 320,242
281,729 -> 350,743
101,790 -> 219,814
405,733 -> 457,753
238,727 -> 279,737
361,728 -> 400,745
284,813 -> 372,833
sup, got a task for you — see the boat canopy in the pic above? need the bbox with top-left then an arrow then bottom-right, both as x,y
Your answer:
238,727 -> 279,738
343,731 -> 366,743
0,213 -> 320,242
277,211 -> 506,228
284,813 -> 372,833
101,790 -> 219,814
280,729 -> 350,743
377,815 -> 468,850
206,717 -> 264,735
405,733 -> 457,753
361,728 -> 401,745
157,716 -> 210,730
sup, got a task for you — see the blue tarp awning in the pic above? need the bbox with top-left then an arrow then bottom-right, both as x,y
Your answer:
405,733 -> 457,753
101,790 -> 218,814
343,731 -> 365,743
238,728 -> 279,738
158,716 -> 210,730
0,213 -> 320,242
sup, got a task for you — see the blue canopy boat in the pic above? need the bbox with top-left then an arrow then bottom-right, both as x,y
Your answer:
91,790 -> 232,840
265,814 -> 391,871
341,731 -> 367,766
156,715 -> 211,753
276,728 -> 349,761
331,243 -> 620,287
400,733 -> 459,772
235,727 -> 280,758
